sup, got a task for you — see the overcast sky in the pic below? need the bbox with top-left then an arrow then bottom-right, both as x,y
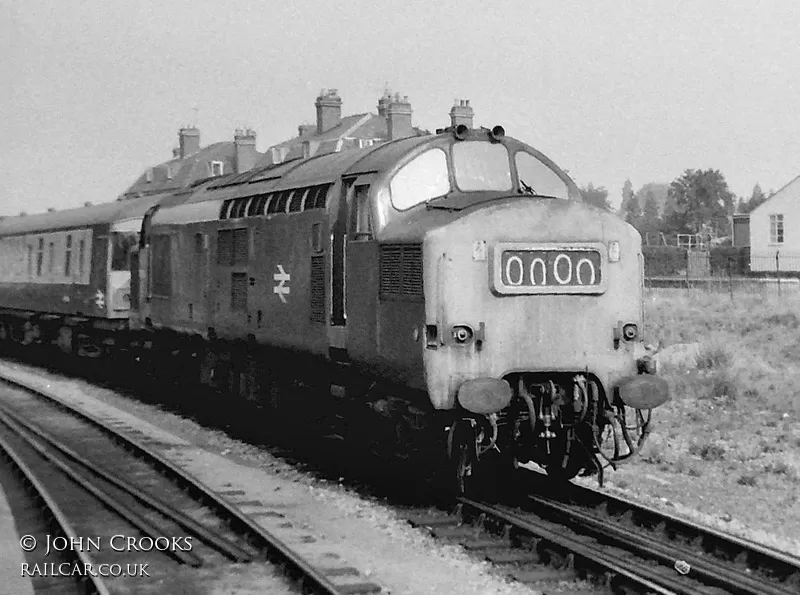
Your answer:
3,0 -> 799,216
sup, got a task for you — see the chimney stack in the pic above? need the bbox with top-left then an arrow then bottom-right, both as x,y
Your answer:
449,99 -> 474,129
178,126 -> 200,158
387,93 -> 413,140
315,89 -> 342,134
234,128 -> 258,173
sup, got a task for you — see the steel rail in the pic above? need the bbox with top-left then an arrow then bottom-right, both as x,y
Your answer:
0,431 -> 111,595
525,493 -> 796,595
562,477 -> 800,576
0,400 -> 253,563
0,407 -> 203,567
458,497 -> 685,594
519,469 -> 800,587
0,374 -> 348,595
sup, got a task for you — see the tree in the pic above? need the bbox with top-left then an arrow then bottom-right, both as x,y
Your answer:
580,183 -> 612,211
623,191 -> 642,227
642,190 -> 661,236
621,178 -> 635,213
738,183 -> 767,214
664,169 -> 735,237
736,196 -> 748,214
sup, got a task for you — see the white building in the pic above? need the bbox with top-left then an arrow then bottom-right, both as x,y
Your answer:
749,174 -> 800,272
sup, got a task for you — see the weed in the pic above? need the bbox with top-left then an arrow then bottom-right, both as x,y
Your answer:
737,474 -> 758,487
765,312 -> 800,328
689,441 -> 726,461
764,461 -> 791,475
695,344 -> 730,370
688,467 -> 702,477
761,441 -> 780,454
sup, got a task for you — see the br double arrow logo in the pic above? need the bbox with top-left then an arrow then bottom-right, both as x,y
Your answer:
273,265 -> 290,303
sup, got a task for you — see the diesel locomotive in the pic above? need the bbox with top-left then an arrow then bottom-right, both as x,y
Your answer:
0,124 -> 669,495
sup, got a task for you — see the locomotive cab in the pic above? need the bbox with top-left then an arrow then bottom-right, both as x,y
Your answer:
349,127 -> 669,491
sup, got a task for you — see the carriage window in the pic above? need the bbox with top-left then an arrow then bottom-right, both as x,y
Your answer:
452,142 -> 512,191
64,235 -> 72,276
515,152 -> 568,199
36,239 -> 44,277
79,239 -> 85,279
111,232 -> 139,271
390,149 -> 450,210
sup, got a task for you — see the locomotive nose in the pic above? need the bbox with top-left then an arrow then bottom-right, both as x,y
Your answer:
422,198 -> 647,412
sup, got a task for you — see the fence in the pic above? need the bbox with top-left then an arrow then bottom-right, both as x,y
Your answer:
643,247 -> 800,297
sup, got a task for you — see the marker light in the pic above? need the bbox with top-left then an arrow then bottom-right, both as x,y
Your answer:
451,325 -> 474,345
608,241 -> 620,263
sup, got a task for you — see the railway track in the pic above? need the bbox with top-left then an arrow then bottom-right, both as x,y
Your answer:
0,374 -> 377,595
406,473 -> 800,595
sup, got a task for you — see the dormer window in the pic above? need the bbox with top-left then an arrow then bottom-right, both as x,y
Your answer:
209,161 -> 224,177
145,169 -> 153,183
166,165 -> 173,180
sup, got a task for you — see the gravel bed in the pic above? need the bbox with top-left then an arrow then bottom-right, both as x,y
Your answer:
0,359 -> 549,595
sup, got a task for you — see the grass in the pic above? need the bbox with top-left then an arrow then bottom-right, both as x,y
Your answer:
646,289 -> 800,417
620,289 -> 800,546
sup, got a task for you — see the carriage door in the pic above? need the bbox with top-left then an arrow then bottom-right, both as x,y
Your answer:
330,176 -> 373,354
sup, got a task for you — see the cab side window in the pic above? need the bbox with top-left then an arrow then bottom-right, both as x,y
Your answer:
352,184 -> 372,240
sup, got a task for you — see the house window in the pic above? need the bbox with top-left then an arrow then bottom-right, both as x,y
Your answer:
145,169 -> 153,183
36,239 -> 44,276
770,214 -> 784,244
27,245 -> 33,278
48,242 -> 55,273
210,161 -> 224,177
65,235 -> 72,276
